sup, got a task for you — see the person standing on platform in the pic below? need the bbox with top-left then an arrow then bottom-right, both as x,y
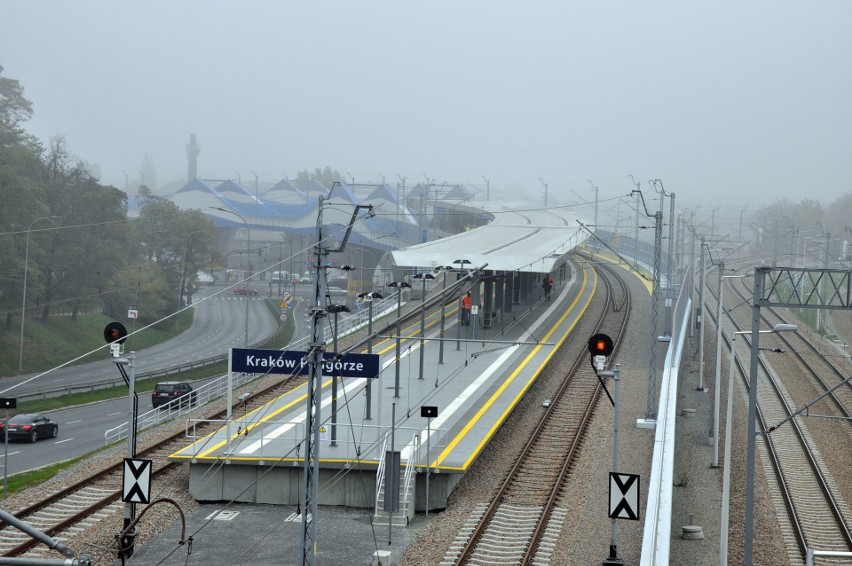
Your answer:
461,291 -> 472,325
542,275 -> 552,301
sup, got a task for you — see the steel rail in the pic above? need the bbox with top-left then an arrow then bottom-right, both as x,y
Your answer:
706,268 -> 852,558
453,261 -> 630,565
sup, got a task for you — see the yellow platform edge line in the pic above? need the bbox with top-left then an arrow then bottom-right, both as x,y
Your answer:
173,293 -> 463,460
434,262 -> 597,469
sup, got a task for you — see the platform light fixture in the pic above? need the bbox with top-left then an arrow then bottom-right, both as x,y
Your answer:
387,281 -> 411,398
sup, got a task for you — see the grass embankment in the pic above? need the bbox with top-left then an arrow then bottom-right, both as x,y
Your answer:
14,301 -> 293,413
0,310 -> 195,377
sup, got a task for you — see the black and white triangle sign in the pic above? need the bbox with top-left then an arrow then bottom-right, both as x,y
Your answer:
609,472 -> 640,520
123,458 -> 152,504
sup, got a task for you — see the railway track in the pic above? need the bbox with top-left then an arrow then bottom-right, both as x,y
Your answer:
705,268 -> 852,561
441,261 -> 631,565
0,283 -> 460,560
0,371 -> 311,560
729,275 -> 852,419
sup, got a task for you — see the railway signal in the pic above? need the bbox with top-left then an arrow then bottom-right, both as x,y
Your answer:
104,321 -> 128,358
588,333 -> 614,372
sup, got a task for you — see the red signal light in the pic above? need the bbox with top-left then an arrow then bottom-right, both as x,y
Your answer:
587,333 -> 614,357
103,322 -> 128,344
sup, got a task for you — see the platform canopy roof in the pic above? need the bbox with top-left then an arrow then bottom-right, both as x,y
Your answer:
392,202 -> 591,273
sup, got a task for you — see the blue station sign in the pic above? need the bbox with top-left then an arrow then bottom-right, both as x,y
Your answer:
231,347 -> 380,379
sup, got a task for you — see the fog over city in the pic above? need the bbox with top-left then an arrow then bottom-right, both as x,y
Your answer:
2,1 -> 850,211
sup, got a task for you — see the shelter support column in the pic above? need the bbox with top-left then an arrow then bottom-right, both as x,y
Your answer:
494,272 -> 506,318
511,271 -> 520,306
520,272 -> 532,301
482,273 -> 494,329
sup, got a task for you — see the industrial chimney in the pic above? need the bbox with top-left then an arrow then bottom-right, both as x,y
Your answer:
186,133 -> 200,182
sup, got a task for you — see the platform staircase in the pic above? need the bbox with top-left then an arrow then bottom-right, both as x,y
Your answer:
373,434 -> 420,527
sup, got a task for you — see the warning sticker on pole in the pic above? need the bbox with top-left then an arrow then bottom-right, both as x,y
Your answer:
609,472 -> 640,520
123,458 -> 152,504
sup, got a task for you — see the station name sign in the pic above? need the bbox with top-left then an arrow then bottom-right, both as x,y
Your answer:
231,347 -> 380,378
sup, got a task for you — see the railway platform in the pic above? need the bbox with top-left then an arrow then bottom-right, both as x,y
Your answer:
169,261 -> 598,512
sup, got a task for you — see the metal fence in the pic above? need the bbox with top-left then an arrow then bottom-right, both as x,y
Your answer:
103,370 -> 263,445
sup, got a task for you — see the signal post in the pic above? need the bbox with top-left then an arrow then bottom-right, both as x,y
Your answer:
588,333 -> 637,566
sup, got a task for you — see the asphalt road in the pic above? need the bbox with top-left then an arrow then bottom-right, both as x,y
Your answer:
0,397 -> 130,478
0,283 -> 279,399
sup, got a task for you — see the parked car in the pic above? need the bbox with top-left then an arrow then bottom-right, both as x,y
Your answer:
151,381 -> 196,408
233,287 -> 258,296
0,413 -> 58,442
326,286 -> 347,296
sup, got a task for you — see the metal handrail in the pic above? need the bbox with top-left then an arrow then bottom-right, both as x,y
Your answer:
21,294 -> 402,403
374,435 -> 389,515
400,433 -> 420,524
103,370 -> 261,445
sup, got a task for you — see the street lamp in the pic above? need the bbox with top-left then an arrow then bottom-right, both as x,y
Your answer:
387,280 -> 411,398
720,323 -> 796,566
411,272 -> 435,381
339,264 -> 356,294
453,259 -> 472,350
18,216 -> 58,371
212,207 -> 251,348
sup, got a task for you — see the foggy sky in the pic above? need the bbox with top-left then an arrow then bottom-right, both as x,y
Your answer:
2,1 -> 850,213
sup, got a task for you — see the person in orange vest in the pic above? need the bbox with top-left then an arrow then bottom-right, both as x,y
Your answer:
461,291 -> 472,325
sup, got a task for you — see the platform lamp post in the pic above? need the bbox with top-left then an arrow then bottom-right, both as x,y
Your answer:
18,215 -> 58,371
453,259 -> 472,350
326,304 -> 350,446
357,291 -> 383,421
436,266 -> 454,364
720,323 -> 796,566
387,281 -> 411,398
411,272 -> 435,381
212,207 -> 251,348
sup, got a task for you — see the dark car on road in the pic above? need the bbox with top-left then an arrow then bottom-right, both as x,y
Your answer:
152,381 -> 196,408
233,287 -> 257,296
0,413 -> 58,443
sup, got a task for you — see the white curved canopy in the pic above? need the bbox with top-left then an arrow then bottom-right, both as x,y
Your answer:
392,201 -> 591,273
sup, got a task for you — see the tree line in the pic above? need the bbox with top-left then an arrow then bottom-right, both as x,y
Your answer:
0,65 -> 220,330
